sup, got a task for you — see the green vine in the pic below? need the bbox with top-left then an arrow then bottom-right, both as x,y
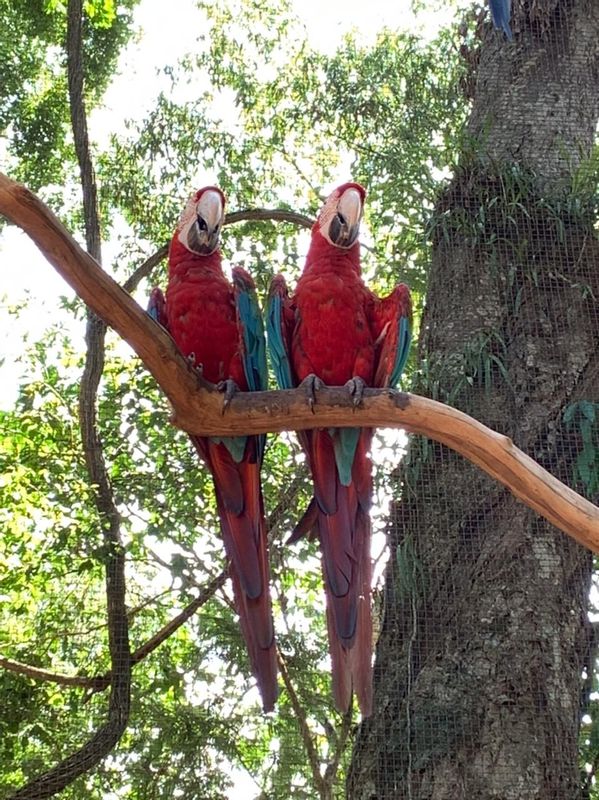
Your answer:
563,401 -> 599,498
418,330 -> 510,406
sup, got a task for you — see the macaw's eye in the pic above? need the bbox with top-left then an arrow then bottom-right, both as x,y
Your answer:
336,212 -> 346,225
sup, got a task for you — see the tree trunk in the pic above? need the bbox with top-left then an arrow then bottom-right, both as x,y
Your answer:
348,1 -> 599,798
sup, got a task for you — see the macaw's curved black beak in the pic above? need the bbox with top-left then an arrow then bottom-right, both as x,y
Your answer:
328,215 -> 360,248
328,187 -> 362,248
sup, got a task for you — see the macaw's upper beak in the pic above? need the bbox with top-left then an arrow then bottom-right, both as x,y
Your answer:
328,187 -> 363,248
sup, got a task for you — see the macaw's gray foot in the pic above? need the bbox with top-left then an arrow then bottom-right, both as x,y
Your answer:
345,376 -> 366,407
186,353 -> 205,379
299,373 -> 325,412
217,379 -> 239,411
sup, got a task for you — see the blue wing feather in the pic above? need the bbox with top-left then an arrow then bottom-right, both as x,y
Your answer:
232,267 -> 268,461
489,0 -> 513,40
147,287 -> 168,328
389,316 -> 411,389
267,276 -> 295,390
235,279 -> 268,392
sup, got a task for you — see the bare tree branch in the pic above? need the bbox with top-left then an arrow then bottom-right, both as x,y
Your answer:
1,173 -> 599,555
67,0 -> 101,263
6,5 -> 130,796
225,207 -> 314,229
0,656 -> 105,690
0,571 -> 227,695
67,0 -> 134,773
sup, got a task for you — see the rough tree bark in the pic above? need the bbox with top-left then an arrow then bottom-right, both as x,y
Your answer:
349,1 -> 599,798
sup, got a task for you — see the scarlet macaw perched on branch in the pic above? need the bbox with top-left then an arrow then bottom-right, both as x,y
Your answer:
149,187 -> 277,711
267,183 -> 412,716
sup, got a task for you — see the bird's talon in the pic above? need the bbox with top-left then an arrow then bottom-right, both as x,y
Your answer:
217,379 -> 239,413
300,374 -> 324,413
345,376 -> 366,408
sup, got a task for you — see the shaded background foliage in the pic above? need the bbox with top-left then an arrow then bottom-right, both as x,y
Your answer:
1,0 -> 598,798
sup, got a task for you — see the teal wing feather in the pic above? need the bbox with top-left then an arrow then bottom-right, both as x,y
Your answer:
330,427 -> 361,487
267,273 -> 295,390
210,435 -> 248,464
233,267 -> 268,393
389,314 -> 412,388
232,267 -> 268,462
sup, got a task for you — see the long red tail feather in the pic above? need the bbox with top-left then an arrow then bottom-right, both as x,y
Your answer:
196,436 -> 278,710
229,563 -> 278,712
325,601 -> 352,714
311,432 -> 374,716
349,507 -> 373,717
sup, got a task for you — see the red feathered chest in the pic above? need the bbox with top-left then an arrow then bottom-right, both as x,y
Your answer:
166,255 -> 247,388
291,253 -> 376,386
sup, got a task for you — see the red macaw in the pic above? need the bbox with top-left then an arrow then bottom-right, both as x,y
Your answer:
149,187 -> 277,711
267,182 -> 412,716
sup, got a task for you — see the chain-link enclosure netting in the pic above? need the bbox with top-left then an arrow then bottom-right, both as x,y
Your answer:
1,0 -> 599,798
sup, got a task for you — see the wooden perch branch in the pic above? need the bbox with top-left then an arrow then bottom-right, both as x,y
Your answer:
1,172 -> 599,554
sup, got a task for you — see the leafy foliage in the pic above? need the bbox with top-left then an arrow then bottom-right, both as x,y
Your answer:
564,401 -> 599,499
0,0 -> 139,191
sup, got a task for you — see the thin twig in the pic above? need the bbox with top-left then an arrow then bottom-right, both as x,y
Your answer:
0,571 -> 227,693
277,651 -> 328,799
323,708 -> 353,789
121,207 -> 315,295
128,572 -> 226,671
225,207 -> 314,229
122,244 -> 168,293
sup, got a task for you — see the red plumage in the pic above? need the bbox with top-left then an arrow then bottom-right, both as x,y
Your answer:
156,187 -> 277,711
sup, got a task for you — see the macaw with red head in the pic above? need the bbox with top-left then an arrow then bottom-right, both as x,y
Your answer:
149,187 -> 277,711
267,182 -> 412,716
